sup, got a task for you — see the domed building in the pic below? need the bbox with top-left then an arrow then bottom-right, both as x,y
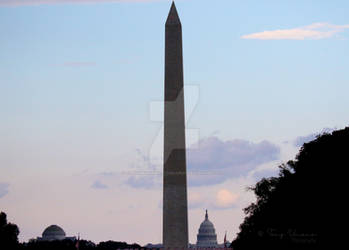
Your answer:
36,225 -> 76,241
196,210 -> 218,248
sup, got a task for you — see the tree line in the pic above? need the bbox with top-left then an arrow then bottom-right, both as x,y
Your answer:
231,127 -> 349,249
0,212 -> 142,250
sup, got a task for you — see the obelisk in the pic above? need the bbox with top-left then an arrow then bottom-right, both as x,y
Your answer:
163,2 -> 188,249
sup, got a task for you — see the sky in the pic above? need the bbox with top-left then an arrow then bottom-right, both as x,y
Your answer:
1,0 -> 349,245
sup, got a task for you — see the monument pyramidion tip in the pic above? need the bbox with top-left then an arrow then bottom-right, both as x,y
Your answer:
166,1 -> 181,26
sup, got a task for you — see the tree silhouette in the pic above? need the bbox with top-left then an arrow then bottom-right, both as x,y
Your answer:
97,240 -> 141,250
21,239 -> 141,250
232,127 -> 349,250
0,212 -> 20,250
23,239 -> 77,250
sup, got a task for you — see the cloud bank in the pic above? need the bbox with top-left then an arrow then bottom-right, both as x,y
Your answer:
123,137 -> 280,188
242,23 -> 349,40
187,137 -> 280,186
0,0 -> 160,7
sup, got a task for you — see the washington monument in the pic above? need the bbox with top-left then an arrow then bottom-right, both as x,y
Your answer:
163,2 -> 188,249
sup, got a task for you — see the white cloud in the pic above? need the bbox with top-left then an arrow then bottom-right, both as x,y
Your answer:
0,0 -> 161,7
242,23 -> 349,40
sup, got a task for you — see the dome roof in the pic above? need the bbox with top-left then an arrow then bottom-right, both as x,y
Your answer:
42,225 -> 66,240
196,210 -> 217,248
200,217 -> 214,228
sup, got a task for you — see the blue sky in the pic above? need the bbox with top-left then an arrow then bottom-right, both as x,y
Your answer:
1,0 -> 349,245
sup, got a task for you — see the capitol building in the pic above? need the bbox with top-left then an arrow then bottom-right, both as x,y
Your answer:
146,210 -> 230,249
191,210 -> 230,248
196,210 -> 218,248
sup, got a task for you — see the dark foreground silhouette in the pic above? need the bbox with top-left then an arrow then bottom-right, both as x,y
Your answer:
22,239 -> 141,250
0,212 -> 19,249
232,127 -> 349,250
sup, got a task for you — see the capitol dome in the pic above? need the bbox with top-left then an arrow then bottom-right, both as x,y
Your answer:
41,225 -> 66,241
196,210 -> 218,248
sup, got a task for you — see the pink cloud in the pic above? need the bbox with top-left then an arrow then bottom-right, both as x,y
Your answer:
0,0 -> 162,7
242,23 -> 349,40
215,189 -> 238,208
